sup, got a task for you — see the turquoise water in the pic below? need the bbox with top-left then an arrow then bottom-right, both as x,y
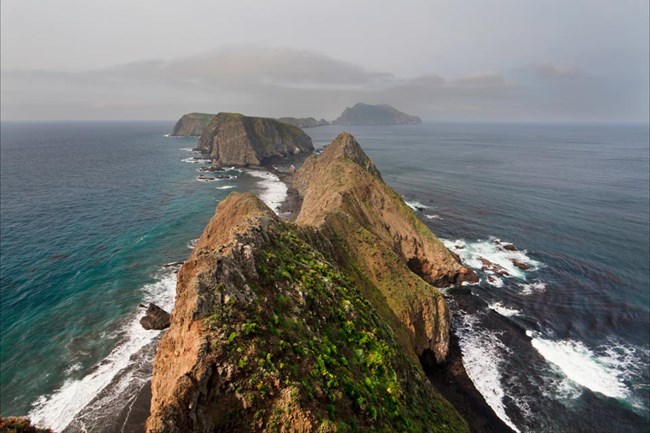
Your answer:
1,121 -> 648,432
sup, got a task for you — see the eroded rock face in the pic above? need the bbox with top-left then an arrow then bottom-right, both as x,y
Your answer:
196,113 -> 314,166
171,113 -> 217,137
147,193 -> 468,433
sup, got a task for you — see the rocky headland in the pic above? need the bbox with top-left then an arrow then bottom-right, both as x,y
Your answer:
171,113 -> 217,137
333,103 -> 422,126
196,113 -> 314,167
145,132 -> 490,432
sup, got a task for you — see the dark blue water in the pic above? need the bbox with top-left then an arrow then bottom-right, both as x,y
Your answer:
1,121 -> 648,432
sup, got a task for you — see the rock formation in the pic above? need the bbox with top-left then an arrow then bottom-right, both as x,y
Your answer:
333,103 -> 422,125
196,113 -> 314,166
140,303 -> 171,330
171,113 -> 217,137
277,117 -> 330,128
146,133 -> 475,432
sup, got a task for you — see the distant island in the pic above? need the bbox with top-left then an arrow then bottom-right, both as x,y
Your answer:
171,104 -> 421,137
277,117 -> 329,129
332,103 -> 422,126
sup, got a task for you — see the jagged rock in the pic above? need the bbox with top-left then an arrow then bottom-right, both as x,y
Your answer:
332,103 -> 422,125
140,304 -> 171,330
512,259 -> 530,270
196,113 -> 313,166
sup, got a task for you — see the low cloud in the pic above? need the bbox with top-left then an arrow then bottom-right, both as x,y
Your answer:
1,47 -> 645,122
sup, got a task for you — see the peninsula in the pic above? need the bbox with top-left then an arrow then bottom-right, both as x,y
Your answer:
146,133 -> 479,432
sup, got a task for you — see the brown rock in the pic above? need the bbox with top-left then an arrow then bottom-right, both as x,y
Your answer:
140,304 -> 170,330
512,259 -> 530,270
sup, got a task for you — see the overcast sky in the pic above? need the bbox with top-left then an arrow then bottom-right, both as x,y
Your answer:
1,0 -> 648,122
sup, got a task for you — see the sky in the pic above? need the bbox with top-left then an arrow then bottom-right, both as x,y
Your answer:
1,0 -> 648,122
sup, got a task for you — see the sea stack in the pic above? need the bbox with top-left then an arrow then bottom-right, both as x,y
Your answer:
146,133 -> 475,432
196,113 -> 314,166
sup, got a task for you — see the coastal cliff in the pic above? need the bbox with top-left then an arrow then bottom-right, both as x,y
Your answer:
171,113 -> 217,137
196,113 -> 314,166
147,133 -> 475,432
333,104 -> 422,126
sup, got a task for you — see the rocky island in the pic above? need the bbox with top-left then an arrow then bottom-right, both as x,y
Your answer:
333,103 -> 422,126
277,117 -> 330,128
195,113 -> 314,167
146,133 -> 481,432
171,113 -> 217,137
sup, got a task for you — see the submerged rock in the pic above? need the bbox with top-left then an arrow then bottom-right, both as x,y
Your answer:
140,304 -> 171,330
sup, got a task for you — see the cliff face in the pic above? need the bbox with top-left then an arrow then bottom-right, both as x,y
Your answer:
171,113 -> 217,137
294,133 -> 476,361
277,117 -> 330,128
196,113 -> 314,166
333,103 -> 422,126
147,133 -> 474,432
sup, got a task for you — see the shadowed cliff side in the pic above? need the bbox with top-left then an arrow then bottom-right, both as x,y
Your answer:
147,192 -> 468,432
293,132 -> 476,362
196,113 -> 314,166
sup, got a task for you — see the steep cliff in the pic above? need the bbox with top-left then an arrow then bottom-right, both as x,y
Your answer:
277,117 -> 330,128
147,133 -> 475,432
294,133 -> 476,361
196,113 -> 314,166
333,104 -> 422,125
171,113 -> 217,137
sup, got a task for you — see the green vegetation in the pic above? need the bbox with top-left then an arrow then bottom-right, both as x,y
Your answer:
203,221 -> 467,432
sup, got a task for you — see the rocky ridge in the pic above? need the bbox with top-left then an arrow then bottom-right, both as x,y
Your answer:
147,133 -> 476,432
277,117 -> 330,128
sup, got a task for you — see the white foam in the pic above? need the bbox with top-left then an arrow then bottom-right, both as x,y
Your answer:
246,170 -> 288,215
187,238 -> 199,250
163,134 -> 170,137
196,176 -> 235,183
180,147 -> 199,153
442,237 -> 542,282
425,214 -> 443,220
456,313 -> 521,432
527,331 -> 646,400
404,199 -> 432,211
28,269 -> 177,432
519,281 -> 546,295
216,185 -> 236,190
488,301 -> 522,317
182,157 -> 211,164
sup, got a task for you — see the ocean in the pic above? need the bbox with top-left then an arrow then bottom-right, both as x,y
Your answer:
1,121 -> 648,432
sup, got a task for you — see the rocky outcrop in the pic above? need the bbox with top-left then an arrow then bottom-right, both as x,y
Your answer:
333,103 -> 422,125
140,304 -> 171,330
196,113 -> 314,166
147,133 -> 475,432
277,117 -> 330,128
171,113 -> 217,137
